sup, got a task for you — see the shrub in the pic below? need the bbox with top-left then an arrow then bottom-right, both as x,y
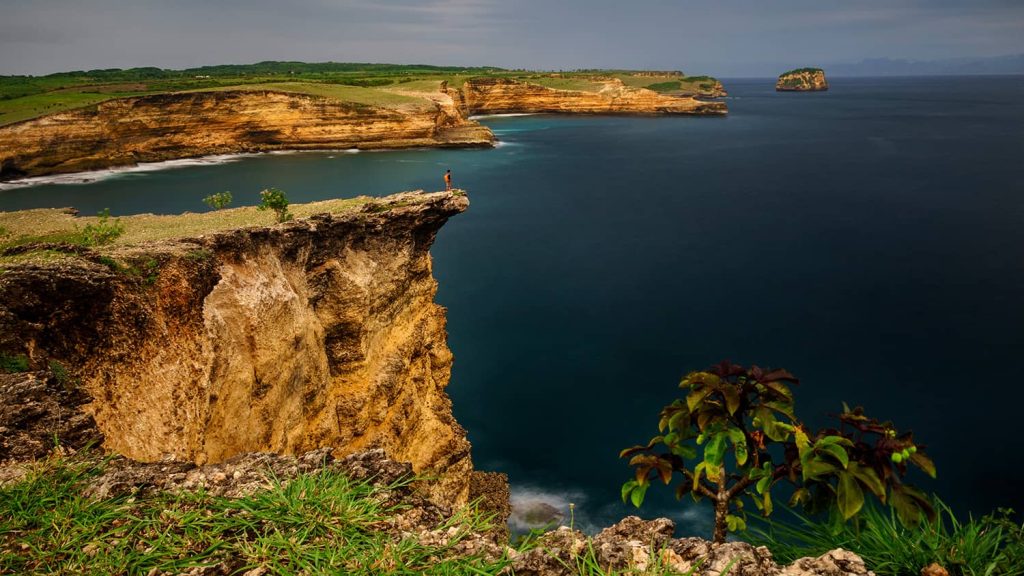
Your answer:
257,187 -> 293,223
202,191 -> 233,210
1,353 -> 29,373
80,209 -> 124,246
621,362 -> 936,543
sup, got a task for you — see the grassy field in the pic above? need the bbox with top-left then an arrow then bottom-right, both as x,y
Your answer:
0,195 -> 390,255
0,62 -> 725,127
195,82 -> 433,109
0,454 -> 510,575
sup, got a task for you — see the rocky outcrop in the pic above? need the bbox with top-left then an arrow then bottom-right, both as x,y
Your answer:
0,90 -> 494,181
508,516 -> 872,576
0,191 -> 485,508
776,68 -> 829,92
461,77 -> 727,115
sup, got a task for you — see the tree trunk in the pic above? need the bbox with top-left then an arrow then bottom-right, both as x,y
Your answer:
713,470 -> 729,544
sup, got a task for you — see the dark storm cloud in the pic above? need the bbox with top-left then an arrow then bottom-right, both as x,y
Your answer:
1,0 -> 1022,76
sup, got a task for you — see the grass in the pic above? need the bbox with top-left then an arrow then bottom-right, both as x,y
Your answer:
745,501 -> 1024,576
0,454 -> 511,575
0,197 -> 376,258
523,76 -> 609,92
197,82 -> 433,109
0,90 -> 148,126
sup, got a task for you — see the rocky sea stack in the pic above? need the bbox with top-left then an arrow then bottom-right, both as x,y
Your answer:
776,68 -> 829,91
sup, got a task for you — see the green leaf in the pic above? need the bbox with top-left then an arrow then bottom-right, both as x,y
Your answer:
789,487 -> 811,507
726,514 -> 747,532
756,475 -> 771,495
630,482 -> 649,508
762,380 -> 793,400
692,462 -> 706,492
836,472 -> 865,520
848,462 -> 886,501
722,385 -> 742,415
704,433 -> 727,467
890,487 -> 922,527
909,452 -> 937,479
815,436 -> 854,450
802,458 -> 838,481
672,444 -> 698,460
620,480 -> 638,504
755,406 -> 789,442
686,387 -> 714,411
816,443 -> 850,469
727,428 -> 749,466
763,490 -> 774,516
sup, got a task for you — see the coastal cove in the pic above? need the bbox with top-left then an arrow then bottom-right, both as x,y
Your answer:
2,76 -> 1023,535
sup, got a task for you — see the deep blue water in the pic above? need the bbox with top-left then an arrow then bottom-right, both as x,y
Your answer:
3,76 -> 1023,534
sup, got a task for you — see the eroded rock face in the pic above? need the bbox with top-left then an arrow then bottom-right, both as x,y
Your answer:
461,78 -> 727,115
0,191 -> 478,507
776,69 -> 829,92
0,90 -> 494,180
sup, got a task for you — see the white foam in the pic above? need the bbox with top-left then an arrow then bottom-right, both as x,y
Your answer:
470,113 -> 538,120
0,154 -> 251,191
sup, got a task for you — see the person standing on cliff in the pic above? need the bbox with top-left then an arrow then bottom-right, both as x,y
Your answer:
444,169 -> 452,191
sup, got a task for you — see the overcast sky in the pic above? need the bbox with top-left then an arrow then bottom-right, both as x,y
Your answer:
2,0 -> 1023,77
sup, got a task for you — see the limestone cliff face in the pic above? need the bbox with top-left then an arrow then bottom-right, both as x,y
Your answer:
0,191 -> 477,506
460,78 -> 727,115
776,69 -> 829,92
0,90 -> 494,181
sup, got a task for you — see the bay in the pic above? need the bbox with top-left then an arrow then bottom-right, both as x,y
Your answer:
3,76 -> 1023,533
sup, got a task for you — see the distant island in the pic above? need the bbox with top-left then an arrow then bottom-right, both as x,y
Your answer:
775,68 -> 829,91
0,62 -> 727,181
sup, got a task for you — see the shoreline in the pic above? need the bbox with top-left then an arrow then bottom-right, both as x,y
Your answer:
0,146 -> 477,191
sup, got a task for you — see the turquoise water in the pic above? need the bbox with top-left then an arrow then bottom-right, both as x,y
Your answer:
3,77 -> 1023,533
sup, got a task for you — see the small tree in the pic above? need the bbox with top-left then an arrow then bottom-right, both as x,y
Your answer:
621,362 -> 936,543
80,208 -> 125,246
257,187 -> 292,223
203,191 -> 233,210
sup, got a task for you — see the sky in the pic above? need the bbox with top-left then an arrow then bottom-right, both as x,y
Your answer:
1,0 -> 1023,77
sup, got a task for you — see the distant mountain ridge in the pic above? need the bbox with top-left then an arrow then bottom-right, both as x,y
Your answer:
829,54 -> 1024,76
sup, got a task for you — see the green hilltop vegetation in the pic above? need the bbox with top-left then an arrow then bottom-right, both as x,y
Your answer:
0,61 -> 724,126
779,67 -> 825,76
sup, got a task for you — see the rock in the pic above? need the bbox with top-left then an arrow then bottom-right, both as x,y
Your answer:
461,77 -> 727,116
779,548 -> 874,576
507,517 -> 871,576
776,68 -> 829,91
0,91 -> 493,180
0,370 -> 102,465
921,563 -> 949,576
0,192 -> 491,510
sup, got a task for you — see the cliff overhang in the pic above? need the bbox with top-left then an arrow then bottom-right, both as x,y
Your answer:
0,190 -> 487,508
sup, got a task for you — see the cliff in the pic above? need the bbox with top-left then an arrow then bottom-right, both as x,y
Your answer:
460,77 -> 727,115
0,90 -> 494,181
0,191 -> 488,508
776,68 -> 829,92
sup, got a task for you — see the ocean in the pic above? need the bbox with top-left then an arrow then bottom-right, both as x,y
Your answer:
3,76 -> 1023,534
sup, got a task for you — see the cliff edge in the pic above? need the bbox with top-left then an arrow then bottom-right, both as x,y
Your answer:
776,68 -> 829,92
0,90 -> 494,181
460,77 -> 727,115
0,191 -> 488,508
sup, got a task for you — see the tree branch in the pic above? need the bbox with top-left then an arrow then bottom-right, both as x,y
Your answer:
681,469 -> 717,499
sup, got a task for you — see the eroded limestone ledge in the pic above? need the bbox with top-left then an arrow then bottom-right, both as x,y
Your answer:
0,90 -> 494,180
0,191 -> 478,506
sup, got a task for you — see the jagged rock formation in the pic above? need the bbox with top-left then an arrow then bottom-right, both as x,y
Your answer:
776,68 -> 829,92
0,90 -> 494,180
0,191 -> 485,507
460,77 -> 727,115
